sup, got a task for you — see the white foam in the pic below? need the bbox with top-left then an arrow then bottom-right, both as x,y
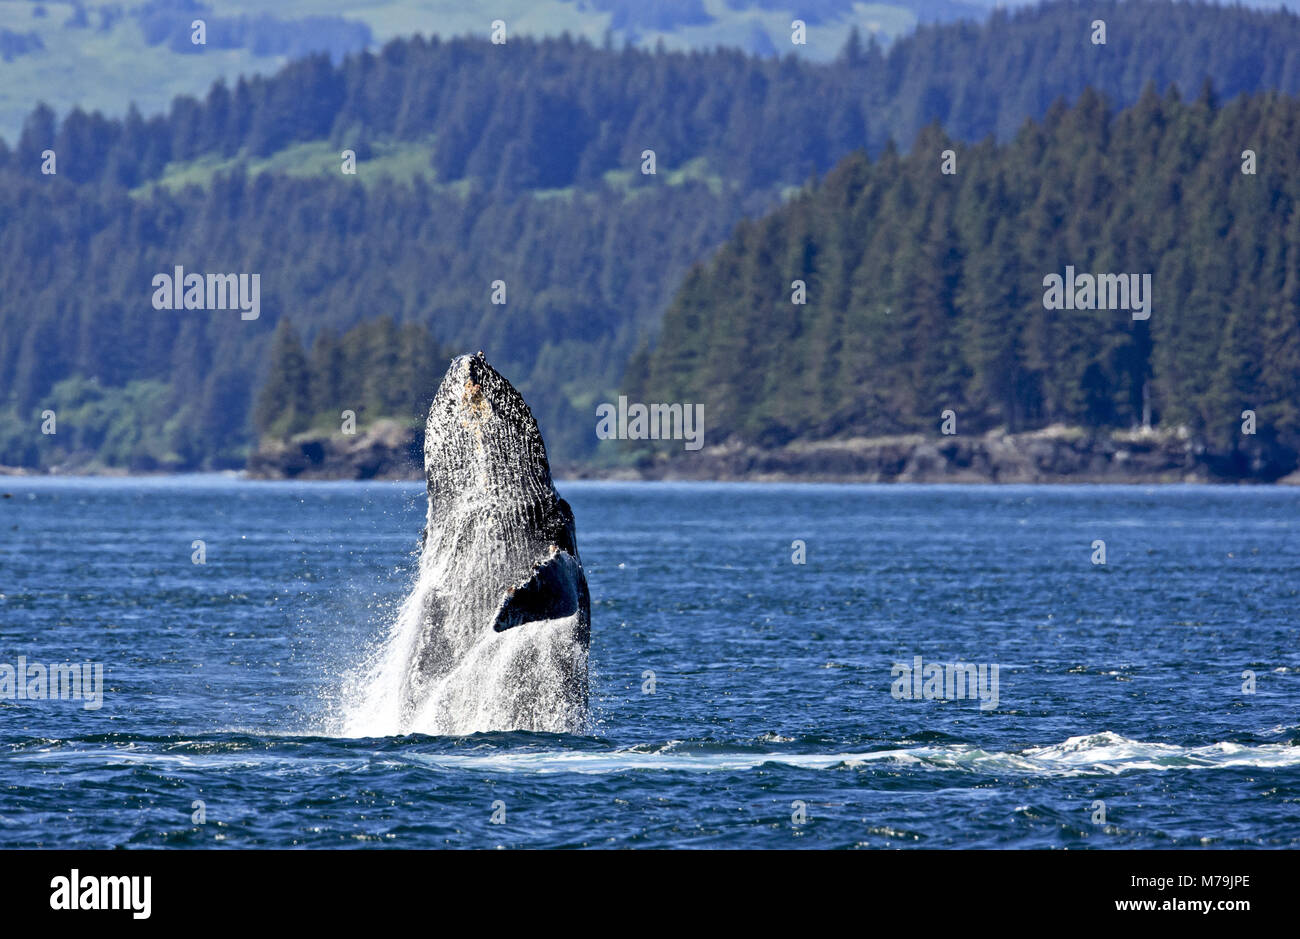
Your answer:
337,548 -> 588,737
386,732 -> 1300,777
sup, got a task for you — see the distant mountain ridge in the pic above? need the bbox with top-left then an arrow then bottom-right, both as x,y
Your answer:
5,0 -> 1300,143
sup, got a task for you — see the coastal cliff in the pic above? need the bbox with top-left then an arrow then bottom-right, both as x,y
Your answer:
246,419 -> 423,481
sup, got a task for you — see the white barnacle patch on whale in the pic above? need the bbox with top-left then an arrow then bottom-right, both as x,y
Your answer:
341,352 -> 590,736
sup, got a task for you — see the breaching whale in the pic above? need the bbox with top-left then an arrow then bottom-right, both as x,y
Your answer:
344,352 -> 590,736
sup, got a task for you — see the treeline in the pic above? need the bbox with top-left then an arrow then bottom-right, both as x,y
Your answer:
629,86 -> 1300,472
0,171 -> 743,469
5,1 -> 1300,470
254,317 -> 449,438
4,1 -> 1300,190
0,379 -> 184,472
134,0 -> 373,60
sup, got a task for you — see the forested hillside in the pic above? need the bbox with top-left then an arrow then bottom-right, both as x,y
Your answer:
3,0 -> 1300,470
8,1 -> 1300,190
253,317 -> 448,440
629,86 -> 1300,474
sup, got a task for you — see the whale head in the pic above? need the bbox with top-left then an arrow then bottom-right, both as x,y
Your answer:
423,351 -> 556,512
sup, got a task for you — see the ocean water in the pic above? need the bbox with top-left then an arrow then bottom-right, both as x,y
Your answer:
0,477 -> 1296,849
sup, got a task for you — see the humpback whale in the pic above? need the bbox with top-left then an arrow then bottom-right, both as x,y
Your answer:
345,352 -> 590,736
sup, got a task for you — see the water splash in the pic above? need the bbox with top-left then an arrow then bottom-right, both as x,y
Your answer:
339,593 -> 587,737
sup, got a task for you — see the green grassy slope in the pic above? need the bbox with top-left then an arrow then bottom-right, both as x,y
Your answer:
0,0 -> 920,143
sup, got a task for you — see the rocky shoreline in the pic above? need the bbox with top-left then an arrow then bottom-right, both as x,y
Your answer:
245,419 -> 424,481
242,422 -> 1300,485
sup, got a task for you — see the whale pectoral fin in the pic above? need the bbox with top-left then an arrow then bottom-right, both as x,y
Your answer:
492,549 -> 581,632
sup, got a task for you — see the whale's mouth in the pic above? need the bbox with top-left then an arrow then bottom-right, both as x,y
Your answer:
491,544 -> 582,632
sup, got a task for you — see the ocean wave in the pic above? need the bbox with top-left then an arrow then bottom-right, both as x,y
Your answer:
389,731 -> 1300,777
9,731 -> 1298,780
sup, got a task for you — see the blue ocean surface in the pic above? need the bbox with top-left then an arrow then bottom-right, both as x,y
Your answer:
0,477 -> 1296,848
